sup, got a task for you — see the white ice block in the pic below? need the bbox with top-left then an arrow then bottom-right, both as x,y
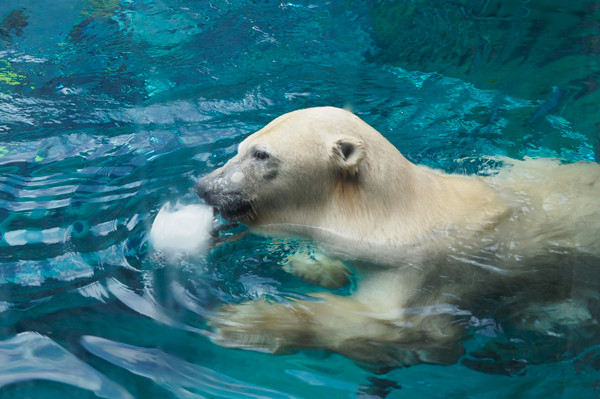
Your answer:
150,203 -> 214,254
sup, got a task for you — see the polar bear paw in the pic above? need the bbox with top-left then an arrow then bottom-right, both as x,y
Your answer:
209,299 -> 309,353
282,249 -> 350,289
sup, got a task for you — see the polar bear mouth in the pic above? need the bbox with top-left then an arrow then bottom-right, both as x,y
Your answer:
219,201 -> 253,222
208,195 -> 254,223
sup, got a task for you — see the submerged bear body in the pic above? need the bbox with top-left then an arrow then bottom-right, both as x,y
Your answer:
196,107 -> 600,368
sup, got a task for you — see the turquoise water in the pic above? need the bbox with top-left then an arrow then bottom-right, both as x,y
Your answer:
1,1 -> 600,398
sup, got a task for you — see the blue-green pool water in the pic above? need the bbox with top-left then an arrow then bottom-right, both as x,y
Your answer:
1,1 -> 600,398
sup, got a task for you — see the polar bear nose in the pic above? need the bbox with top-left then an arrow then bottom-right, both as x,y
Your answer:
195,172 -> 228,207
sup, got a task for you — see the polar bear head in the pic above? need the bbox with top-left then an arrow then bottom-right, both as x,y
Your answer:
195,106 -> 506,256
194,107 -> 385,228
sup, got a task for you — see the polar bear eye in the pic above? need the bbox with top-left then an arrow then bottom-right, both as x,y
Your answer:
253,150 -> 270,160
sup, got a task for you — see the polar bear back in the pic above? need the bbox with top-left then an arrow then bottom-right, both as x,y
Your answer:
488,158 -> 600,252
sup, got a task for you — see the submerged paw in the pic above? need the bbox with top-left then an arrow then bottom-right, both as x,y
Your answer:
282,249 -> 350,289
208,300 -> 302,353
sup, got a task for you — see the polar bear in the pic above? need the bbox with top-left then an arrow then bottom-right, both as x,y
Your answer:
195,106 -> 600,369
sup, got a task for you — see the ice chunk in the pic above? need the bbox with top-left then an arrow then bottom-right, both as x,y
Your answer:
150,203 -> 214,254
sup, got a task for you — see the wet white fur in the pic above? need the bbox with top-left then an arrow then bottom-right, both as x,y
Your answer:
209,107 -> 600,367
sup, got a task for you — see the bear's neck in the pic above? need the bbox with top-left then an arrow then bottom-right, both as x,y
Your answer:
252,148 -> 508,262
317,154 -> 507,259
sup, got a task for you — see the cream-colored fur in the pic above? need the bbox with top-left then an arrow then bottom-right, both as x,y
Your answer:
282,248 -> 350,289
198,107 -> 600,369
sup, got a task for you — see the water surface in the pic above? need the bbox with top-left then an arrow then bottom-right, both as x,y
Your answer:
1,1 -> 600,398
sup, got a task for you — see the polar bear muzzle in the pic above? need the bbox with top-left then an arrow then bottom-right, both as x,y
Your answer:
195,169 -> 254,222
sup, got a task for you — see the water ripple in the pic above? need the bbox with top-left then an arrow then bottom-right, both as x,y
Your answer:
0,332 -> 133,399
81,335 -> 300,399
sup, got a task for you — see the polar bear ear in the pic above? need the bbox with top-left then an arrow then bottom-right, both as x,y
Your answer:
330,137 -> 365,176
